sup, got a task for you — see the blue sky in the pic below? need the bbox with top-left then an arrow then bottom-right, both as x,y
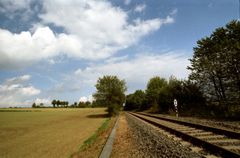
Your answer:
0,0 -> 238,107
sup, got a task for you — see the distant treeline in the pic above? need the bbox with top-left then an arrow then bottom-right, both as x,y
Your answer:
32,99 -> 103,108
32,103 -> 50,108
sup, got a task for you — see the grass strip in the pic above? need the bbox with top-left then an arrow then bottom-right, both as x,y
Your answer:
69,118 -> 111,158
80,118 -> 110,150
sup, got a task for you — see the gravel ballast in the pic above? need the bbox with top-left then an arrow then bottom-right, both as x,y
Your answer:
125,113 -> 205,158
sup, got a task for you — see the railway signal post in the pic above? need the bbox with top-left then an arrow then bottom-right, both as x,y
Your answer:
174,99 -> 178,117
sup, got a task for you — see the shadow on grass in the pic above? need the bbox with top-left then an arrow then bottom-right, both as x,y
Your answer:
86,114 -> 109,118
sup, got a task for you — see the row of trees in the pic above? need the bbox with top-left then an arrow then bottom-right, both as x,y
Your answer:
124,76 -> 206,115
51,100 -> 69,108
92,75 -> 205,117
51,100 -> 93,108
32,103 -> 46,108
32,100 -> 93,108
70,101 -> 92,108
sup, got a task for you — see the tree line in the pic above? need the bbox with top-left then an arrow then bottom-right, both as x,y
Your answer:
32,100 -> 92,108
51,100 -> 69,108
124,76 -> 206,116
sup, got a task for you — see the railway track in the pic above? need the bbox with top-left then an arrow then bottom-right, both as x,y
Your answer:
128,112 -> 240,158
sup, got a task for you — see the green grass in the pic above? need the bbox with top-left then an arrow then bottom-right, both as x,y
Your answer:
79,118 -> 110,150
0,108 -> 108,158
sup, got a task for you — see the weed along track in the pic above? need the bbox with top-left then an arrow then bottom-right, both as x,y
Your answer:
128,112 -> 240,158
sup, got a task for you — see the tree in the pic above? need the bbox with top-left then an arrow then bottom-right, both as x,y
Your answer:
180,80 -> 206,111
56,100 -> 60,108
74,102 -> 77,108
32,102 -> 36,108
146,76 -> 167,111
39,103 -> 44,107
78,101 -> 86,108
125,90 -> 146,110
93,75 -> 127,116
52,100 -> 56,108
188,20 -> 240,116
66,101 -> 69,108
85,101 -> 91,107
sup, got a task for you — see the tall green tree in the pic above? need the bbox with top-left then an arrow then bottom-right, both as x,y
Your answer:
51,100 -> 56,108
66,101 -> 69,108
32,102 -> 36,108
125,90 -> 146,110
93,75 -> 127,116
188,20 -> 240,113
146,76 -> 167,111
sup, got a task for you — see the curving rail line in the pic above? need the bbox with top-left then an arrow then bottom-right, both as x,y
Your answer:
128,112 -> 240,158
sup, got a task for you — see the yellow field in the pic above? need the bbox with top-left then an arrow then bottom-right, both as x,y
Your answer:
0,108 -> 108,158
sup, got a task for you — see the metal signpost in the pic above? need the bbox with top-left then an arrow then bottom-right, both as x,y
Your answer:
174,99 -> 178,117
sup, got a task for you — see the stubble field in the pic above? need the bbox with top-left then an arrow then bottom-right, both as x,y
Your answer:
0,108 -> 108,158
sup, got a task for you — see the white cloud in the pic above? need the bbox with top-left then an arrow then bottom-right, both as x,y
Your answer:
79,95 -> 93,103
0,0 -> 33,20
134,4 -> 146,13
124,0 -> 131,5
0,0 -> 175,69
5,75 -> 31,84
79,96 -> 88,103
0,75 -> 41,107
0,0 -> 31,13
35,98 -> 51,105
70,52 -> 190,94
46,51 -> 189,102
0,27 -> 58,69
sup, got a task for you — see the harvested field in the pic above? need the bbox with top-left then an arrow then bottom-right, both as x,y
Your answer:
0,108 -> 108,158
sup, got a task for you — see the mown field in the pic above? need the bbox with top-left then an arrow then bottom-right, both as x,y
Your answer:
0,108 -> 108,158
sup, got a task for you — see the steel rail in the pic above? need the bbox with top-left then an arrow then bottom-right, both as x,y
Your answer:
137,112 -> 240,140
128,112 -> 240,158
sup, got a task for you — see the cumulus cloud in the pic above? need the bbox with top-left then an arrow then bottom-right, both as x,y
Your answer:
61,52 -> 190,94
0,0 -> 31,13
35,98 -> 51,105
0,75 -> 41,107
134,4 -> 146,13
79,96 -> 93,103
0,27 -> 58,69
79,96 -> 88,102
80,95 -> 93,102
0,0 -> 33,20
0,0 -> 174,69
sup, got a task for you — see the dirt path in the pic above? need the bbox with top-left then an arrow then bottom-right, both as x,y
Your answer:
111,113 -> 144,158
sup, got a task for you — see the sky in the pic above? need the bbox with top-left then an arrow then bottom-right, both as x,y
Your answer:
0,0 -> 238,107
